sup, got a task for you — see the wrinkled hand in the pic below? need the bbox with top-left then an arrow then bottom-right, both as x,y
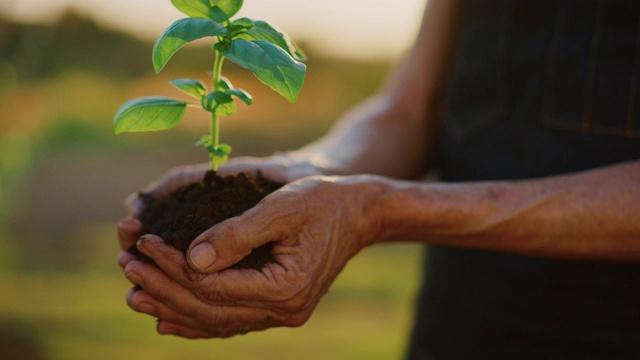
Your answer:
119,175 -> 386,338
117,154 -> 326,253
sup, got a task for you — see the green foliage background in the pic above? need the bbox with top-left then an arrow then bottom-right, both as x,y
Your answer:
0,9 -> 422,360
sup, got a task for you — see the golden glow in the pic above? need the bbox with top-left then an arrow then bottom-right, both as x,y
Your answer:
1,0 -> 424,60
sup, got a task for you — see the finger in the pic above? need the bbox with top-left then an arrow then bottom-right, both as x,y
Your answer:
126,288 -> 207,331
158,321 -> 271,339
195,259 -> 317,314
118,217 -> 142,250
136,235 -> 196,289
156,321 -> 233,339
141,164 -> 208,198
136,236 -> 310,319
118,251 -> 137,269
129,286 -> 294,335
124,192 -> 144,217
157,321 -> 215,338
125,164 -> 209,217
124,260 -> 288,328
186,194 -> 301,273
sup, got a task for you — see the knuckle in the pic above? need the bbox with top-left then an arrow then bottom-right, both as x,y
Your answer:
284,311 -> 311,328
279,295 -> 308,312
275,284 -> 313,313
220,217 -> 242,235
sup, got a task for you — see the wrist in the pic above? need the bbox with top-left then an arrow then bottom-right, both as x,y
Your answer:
372,180 -> 510,246
345,175 -> 398,249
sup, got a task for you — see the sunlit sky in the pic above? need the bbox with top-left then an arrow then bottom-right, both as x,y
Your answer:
1,0 -> 426,59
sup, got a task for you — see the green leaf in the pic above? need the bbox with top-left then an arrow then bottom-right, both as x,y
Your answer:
202,91 -> 237,116
113,97 -> 187,134
195,134 -> 212,147
219,75 -> 234,90
230,17 -> 253,29
170,78 -> 207,99
215,77 -> 251,104
170,0 -> 215,20
153,18 -> 227,73
167,1 -> 242,27
227,88 -> 253,105
213,0 -> 243,18
224,39 -> 306,102
236,19 -> 306,61
216,143 -> 233,154
211,143 -> 233,166
216,101 -> 237,116
209,6 -> 230,23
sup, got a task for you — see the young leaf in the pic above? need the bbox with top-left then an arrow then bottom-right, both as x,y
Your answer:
113,97 -> 188,134
213,0 -> 243,19
170,0 -> 215,20
211,143 -> 232,167
219,75 -> 234,90
227,88 -> 253,105
216,101 -> 237,116
224,39 -> 306,102
153,18 -> 227,73
229,17 -> 254,29
216,77 -> 251,104
235,19 -> 306,61
202,91 -> 237,116
170,78 -> 207,99
195,134 -> 212,147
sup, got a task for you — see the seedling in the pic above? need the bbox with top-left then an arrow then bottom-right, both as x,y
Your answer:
113,0 -> 306,171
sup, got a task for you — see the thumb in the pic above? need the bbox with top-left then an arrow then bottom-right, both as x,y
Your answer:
186,205 -> 285,273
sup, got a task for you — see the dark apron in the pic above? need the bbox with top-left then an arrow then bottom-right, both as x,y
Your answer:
409,1 -> 640,359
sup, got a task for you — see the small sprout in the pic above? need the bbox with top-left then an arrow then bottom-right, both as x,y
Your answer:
113,0 -> 306,171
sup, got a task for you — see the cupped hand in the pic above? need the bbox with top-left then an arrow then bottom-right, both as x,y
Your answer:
122,175 -> 388,338
117,163 -> 208,253
116,154 -> 327,254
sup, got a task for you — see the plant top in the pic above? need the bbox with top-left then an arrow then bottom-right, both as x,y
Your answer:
113,0 -> 307,170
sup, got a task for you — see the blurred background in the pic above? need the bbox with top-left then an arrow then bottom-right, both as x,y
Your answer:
0,1 -> 426,359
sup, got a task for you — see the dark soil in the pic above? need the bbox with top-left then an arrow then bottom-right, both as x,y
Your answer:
128,171 -> 284,270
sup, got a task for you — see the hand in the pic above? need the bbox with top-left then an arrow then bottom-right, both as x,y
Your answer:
117,153 -> 327,253
117,163 -> 208,253
121,175 -> 387,338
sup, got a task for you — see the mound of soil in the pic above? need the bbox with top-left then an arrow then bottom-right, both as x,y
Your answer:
128,171 -> 283,270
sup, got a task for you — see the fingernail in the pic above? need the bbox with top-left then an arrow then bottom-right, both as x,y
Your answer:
126,271 -> 143,286
118,251 -> 134,267
189,243 -> 216,270
125,264 -> 144,287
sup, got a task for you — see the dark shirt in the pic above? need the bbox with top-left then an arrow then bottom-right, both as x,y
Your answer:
409,1 -> 640,359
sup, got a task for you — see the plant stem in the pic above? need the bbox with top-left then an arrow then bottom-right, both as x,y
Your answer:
210,49 -> 225,171
210,112 -> 220,172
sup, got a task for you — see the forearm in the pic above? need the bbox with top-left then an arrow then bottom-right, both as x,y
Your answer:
284,95 -> 434,179
372,160 -> 640,261
277,0 -> 459,179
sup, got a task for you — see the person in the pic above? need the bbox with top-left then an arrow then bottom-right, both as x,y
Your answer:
117,0 -> 640,358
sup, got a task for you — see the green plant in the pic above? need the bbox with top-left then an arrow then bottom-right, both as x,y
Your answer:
113,0 -> 306,171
